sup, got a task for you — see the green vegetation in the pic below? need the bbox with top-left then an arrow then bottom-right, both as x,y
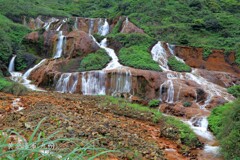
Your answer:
103,96 -> 200,148
148,99 -> 160,108
208,100 -> 240,159
183,101 -> 192,107
0,0 -> 239,65
79,49 -> 110,72
0,77 -> 28,95
227,85 -> 240,98
119,46 -> 161,71
168,56 -> 191,72
0,118 -> 113,160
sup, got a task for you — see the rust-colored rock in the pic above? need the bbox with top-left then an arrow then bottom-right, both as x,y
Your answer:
65,30 -> 99,58
25,32 -> 39,43
120,19 -> 145,34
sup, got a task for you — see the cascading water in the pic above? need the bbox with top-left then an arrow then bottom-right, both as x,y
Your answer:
151,42 -> 169,71
81,71 -> 106,95
44,18 -> 58,31
160,80 -> 174,103
53,31 -> 65,59
110,68 -> 132,96
8,56 -> 46,91
98,19 -> 110,36
55,73 -> 79,93
23,59 -> 47,78
167,43 -> 185,63
88,19 -> 95,34
74,17 -> 78,29
121,17 -> 129,32
8,55 -> 17,72
100,38 -> 122,70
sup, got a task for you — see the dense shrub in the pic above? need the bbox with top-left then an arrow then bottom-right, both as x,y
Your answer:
79,49 -> 111,71
148,99 -> 160,108
168,56 -> 191,72
208,100 -> 240,159
227,85 -> 240,98
119,46 -> 161,71
0,77 -> 28,95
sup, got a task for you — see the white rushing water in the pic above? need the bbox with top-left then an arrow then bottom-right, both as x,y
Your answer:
110,68 -> 132,96
98,19 -> 110,36
43,18 -> 59,31
55,73 -> 79,93
121,17 -> 129,32
88,19 -> 95,34
151,41 -> 169,71
160,79 -> 174,103
53,31 -> 65,59
167,43 -> 185,63
8,56 -> 46,91
23,59 -> 47,78
74,17 -> 78,29
100,38 -> 122,70
82,71 -> 106,95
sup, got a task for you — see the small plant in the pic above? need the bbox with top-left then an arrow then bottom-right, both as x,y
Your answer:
183,101 -> 192,107
79,49 -> 111,71
168,56 -> 191,72
0,118 -> 114,160
148,99 -> 160,108
227,85 -> 240,98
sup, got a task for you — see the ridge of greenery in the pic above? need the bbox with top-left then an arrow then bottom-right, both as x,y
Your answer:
208,100 -> 240,159
0,0 -> 239,64
78,49 -> 111,72
168,56 -> 192,72
227,85 -> 240,98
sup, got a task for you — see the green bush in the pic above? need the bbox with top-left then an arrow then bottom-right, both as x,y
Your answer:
183,101 -> 192,107
168,56 -> 191,72
0,77 -> 28,96
119,46 -> 161,71
79,49 -> 111,71
148,99 -> 160,108
227,85 -> 240,98
208,100 -> 240,159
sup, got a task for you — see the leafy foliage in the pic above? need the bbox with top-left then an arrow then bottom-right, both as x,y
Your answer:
79,49 -> 110,72
168,56 -> 191,72
208,100 -> 240,159
148,99 -> 160,108
227,85 -> 240,98
0,77 -> 28,96
119,46 -> 161,71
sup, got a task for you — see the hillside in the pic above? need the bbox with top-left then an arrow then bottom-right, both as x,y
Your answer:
0,1 -> 240,160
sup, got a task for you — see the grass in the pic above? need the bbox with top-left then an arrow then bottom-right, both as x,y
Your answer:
78,49 -> 111,72
208,100 -> 240,159
119,46 -> 162,71
103,96 -> 200,148
227,85 -> 240,98
0,77 -> 28,96
0,118 -> 114,160
168,56 -> 191,72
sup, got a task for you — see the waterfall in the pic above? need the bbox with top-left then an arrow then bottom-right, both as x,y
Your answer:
74,17 -> 78,30
98,19 -> 109,36
121,17 -> 129,32
23,59 -> 47,78
187,116 -> 214,140
56,73 -> 79,93
100,38 -> 122,70
53,31 -> 65,59
160,80 -> 174,103
8,55 -> 17,72
81,71 -> 106,95
167,43 -> 185,63
110,69 -> 132,96
89,19 -> 95,34
8,56 -> 46,91
151,42 -> 169,71
56,19 -> 67,31
44,18 -> 58,31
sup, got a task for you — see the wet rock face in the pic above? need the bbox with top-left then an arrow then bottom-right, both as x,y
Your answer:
65,30 -> 99,58
175,46 -> 240,74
